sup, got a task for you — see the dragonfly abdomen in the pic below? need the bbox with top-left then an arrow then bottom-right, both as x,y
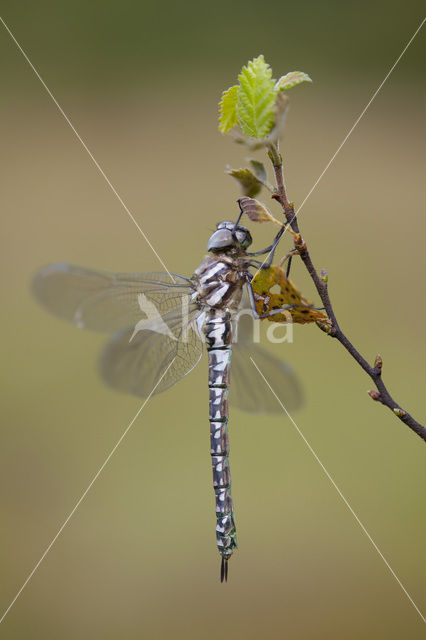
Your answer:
204,310 -> 237,581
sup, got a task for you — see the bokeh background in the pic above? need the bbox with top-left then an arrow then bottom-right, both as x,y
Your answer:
0,1 -> 425,638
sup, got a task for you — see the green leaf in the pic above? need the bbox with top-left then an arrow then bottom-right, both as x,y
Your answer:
275,71 -> 312,91
227,167 -> 262,198
236,55 -> 277,139
247,159 -> 267,183
218,85 -> 239,133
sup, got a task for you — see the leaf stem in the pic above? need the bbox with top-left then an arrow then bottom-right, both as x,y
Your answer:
267,142 -> 426,442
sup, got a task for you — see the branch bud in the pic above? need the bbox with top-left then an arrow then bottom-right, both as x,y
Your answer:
316,320 -> 332,334
294,234 -> 306,252
320,269 -> 328,283
367,390 -> 381,401
393,407 -> 407,418
374,354 -> 383,371
267,148 -> 281,166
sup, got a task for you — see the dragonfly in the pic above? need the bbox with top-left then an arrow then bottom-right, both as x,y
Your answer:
32,217 -> 308,582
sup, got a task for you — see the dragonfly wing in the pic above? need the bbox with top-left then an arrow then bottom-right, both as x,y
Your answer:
32,263 -> 193,333
99,305 -> 204,397
230,314 -> 303,413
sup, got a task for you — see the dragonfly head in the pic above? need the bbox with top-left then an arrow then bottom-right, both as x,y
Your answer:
207,221 -> 252,253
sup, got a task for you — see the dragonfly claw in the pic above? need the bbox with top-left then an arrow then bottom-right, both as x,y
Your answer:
220,557 -> 229,583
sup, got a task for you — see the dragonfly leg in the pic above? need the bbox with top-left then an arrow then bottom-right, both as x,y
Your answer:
245,277 -> 299,320
264,227 -> 285,267
220,556 -> 229,583
232,202 -> 244,230
246,276 -> 322,319
245,259 -> 266,269
246,225 -> 286,262
277,249 -> 298,278
246,243 -> 275,257
286,255 -> 293,278
256,305 -> 300,320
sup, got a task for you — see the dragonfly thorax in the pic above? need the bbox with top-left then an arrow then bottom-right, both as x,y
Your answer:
192,254 -> 246,311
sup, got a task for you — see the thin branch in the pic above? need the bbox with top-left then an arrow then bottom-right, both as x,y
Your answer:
267,141 -> 426,442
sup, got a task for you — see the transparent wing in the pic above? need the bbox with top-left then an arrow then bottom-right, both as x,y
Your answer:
230,313 -> 303,413
32,263 -> 193,333
32,262 -> 204,397
100,305 -> 204,397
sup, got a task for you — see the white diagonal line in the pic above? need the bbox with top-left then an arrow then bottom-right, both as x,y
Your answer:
295,17 -> 425,218
250,356 -> 426,624
257,16 -> 426,268
0,358 -> 175,625
0,16 -> 174,282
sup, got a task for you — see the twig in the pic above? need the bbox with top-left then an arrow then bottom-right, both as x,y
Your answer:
267,141 -> 426,442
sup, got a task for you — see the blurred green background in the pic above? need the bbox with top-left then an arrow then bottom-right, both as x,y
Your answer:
0,1 -> 425,638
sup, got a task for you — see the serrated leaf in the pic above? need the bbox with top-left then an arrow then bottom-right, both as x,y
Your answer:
218,85 -> 239,133
238,197 -> 282,225
236,55 -> 277,139
275,71 -> 312,91
248,159 -> 267,183
227,167 -> 262,197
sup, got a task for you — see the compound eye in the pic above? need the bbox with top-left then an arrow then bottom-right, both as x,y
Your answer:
235,229 -> 252,248
217,221 -> 235,231
207,229 -> 234,251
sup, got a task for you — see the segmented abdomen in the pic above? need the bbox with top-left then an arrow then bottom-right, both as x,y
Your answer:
204,310 -> 237,560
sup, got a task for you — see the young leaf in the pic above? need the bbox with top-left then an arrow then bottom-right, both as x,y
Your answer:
227,167 -> 262,198
218,85 -> 239,133
247,159 -> 267,183
238,197 -> 282,225
236,55 -> 277,139
275,71 -> 312,91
